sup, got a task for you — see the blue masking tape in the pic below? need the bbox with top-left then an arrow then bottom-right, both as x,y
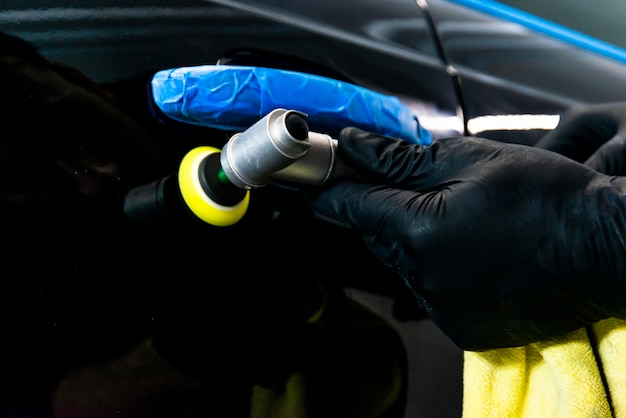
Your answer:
151,65 -> 432,145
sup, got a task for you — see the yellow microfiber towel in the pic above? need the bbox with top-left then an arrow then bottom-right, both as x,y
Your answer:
463,318 -> 626,417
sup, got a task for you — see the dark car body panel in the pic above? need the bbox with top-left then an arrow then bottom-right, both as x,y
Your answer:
4,0 -> 626,146
1,0 -> 462,140
426,0 -> 626,143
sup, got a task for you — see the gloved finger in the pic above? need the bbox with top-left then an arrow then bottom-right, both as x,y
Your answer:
307,180 -> 423,232
335,127 -> 495,190
584,134 -> 626,175
308,128 -> 442,233
305,180 -> 442,278
307,133 -> 502,268
333,127 -> 431,184
534,105 -> 619,162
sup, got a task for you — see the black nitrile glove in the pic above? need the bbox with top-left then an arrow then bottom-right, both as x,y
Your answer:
532,98 -> 626,346
535,101 -> 626,174
305,127 -> 626,351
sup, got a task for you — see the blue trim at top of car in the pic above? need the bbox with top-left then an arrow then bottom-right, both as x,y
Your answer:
445,0 -> 626,64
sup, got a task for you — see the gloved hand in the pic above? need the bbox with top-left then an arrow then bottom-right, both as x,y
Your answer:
304,128 -> 626,351
535,101 -> 626,174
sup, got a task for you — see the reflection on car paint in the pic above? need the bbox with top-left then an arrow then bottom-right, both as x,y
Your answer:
445,0 -> 626,64
467,113 -> 560,135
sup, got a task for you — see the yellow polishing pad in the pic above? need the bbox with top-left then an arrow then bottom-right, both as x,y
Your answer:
178,146 -> 250,227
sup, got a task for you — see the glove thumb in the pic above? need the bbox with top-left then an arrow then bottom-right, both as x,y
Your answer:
336,127 -> 428,184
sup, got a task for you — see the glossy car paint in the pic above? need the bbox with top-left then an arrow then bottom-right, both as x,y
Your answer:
0,0 -> 461,141
4,0 -> 626,146
426,0 -> 626,143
